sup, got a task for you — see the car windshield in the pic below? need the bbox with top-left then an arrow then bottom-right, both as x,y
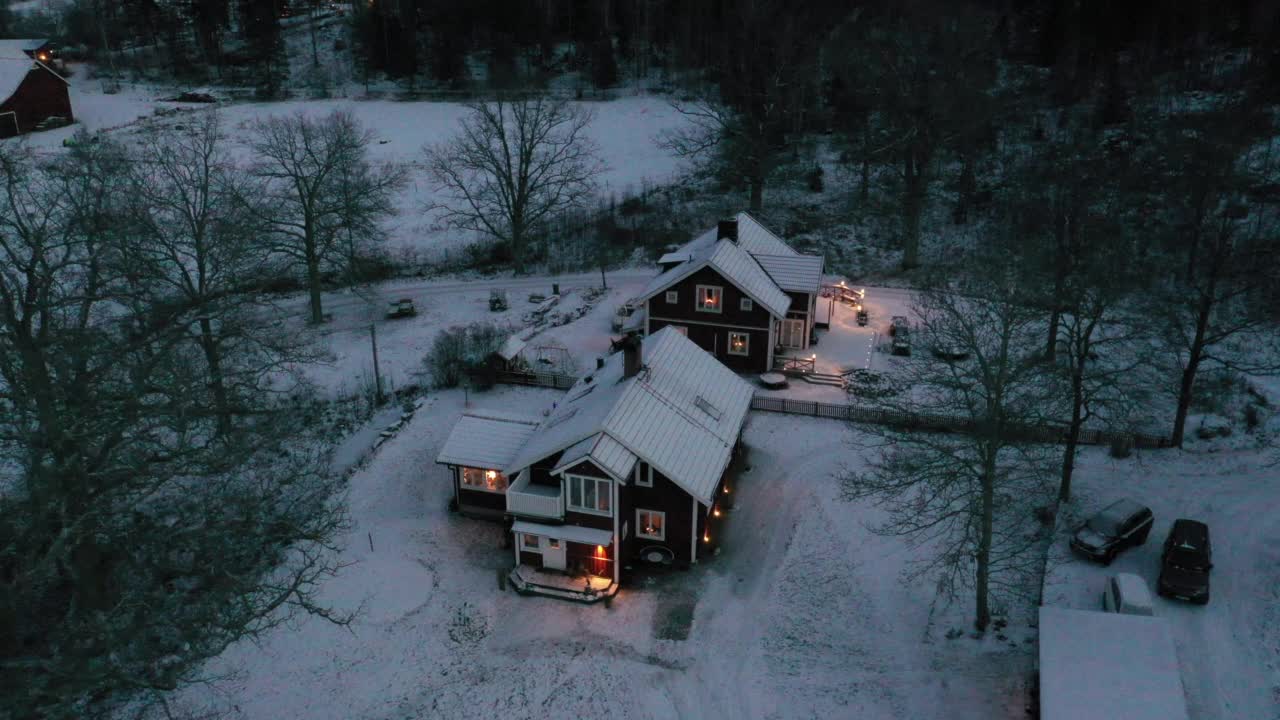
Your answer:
1167,547 -> 1208,570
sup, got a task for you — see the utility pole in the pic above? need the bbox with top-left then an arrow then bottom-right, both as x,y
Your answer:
370,323 -> 385,405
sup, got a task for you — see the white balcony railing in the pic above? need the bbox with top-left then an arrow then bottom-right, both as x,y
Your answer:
506,472 -> 563,519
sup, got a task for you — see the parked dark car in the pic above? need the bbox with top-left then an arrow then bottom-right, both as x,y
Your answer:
1070,498 -> 1153,565
1157,519 -> 1212,604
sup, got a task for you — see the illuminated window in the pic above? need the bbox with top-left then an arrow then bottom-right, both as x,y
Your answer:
665,290 -> 678,304
523,533 -> 540,549
636,509 -> 666,540
567,475 -> 611,516
461,467 -> 507,493
696,285 -> 723,313
728,332 -> 750,356
740,297 -> 753,312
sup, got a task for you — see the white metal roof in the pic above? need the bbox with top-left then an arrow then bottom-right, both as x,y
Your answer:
436,410 -> 542,470
752,252 -> 824,293
733,211 -> 798,256
549,432 -> 638,482
1038,606 -> 1189,720
512,520 -> 614,546
504,327 -> 753,505
638,239 -> 791,318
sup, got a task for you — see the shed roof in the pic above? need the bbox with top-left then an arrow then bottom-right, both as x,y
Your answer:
1038,606 -> 1188,720
752,252 -> 824,293
435,410 -> 542,470
637,239 -> 792,318
503,327 -> 753,505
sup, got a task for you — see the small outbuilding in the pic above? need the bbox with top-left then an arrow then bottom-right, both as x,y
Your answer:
0,40 -> 71,138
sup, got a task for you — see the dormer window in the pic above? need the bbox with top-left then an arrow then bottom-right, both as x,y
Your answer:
696,285 -> 722,313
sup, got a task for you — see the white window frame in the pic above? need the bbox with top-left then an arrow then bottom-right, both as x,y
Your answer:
567,474 -> 612,516
637,463 -> 653,488
460,466 -> 507,494
522,533 -> 541,551
740,297 -> 754,312
665,290 -> 678,304
636,509 -> 666,541
695,285 -> 723,314
727,331 -> 750,356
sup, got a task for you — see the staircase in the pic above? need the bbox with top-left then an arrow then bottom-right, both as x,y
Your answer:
797,371 -> 845,388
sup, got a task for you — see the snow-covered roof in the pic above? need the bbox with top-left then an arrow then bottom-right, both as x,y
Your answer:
512,519 -> 613,546
733,211 -> 798,256
0,59 -> 34,103
638,239 -> 792,318
0,40 -> 48,58
1112,572 -> 1153,609
498,334 -> 526,362
1038,606 -> 1189,720
751,253 -> 824,293
435,410 -> 542,470
657,251 -> 691,266
504,327 -> 753,505
551,432 -> 638,481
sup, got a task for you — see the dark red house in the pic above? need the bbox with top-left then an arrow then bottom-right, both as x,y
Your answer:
436,327 -> 754,601
0,46 -> 72,138
637,213 -> 825,373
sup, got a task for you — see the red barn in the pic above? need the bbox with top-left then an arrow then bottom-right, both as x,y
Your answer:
0,43 -> 71,138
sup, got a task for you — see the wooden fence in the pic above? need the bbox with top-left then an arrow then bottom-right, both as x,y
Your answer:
489,369 -> 577,390
749,396 -> 1173,449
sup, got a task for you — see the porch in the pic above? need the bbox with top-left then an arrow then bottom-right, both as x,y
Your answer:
507,564 -> 618,603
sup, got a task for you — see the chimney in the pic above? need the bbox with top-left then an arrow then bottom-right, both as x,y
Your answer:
717,219 -> 738,243
622,334 -> 642,378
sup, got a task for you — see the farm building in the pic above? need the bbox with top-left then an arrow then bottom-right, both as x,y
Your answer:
437,327 -> 753,601
0,40 -> 71,138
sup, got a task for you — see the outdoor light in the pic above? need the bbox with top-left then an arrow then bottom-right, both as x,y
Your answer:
723,486 -> 730,494
703,533 -> 710,543
713,507 -> 721,518
595,545 -> 605,554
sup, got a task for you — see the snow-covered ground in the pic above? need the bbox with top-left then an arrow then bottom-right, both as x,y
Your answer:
12,71 -> 692,264
1042,447 -> 1280,720
171,393 -> 1035,719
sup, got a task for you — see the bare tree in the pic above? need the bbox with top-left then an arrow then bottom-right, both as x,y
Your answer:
129,114 -> 281,435
1145,101 -> 1280,447
842,262 -> 1057,631
425,96 -> 603,275
0,136 -> 351,719
245,111 -> 407,324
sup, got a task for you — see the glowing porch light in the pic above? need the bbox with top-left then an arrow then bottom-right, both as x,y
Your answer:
713,507 -> 721,518
702,533 -> 710,543
595,545 -> 605,554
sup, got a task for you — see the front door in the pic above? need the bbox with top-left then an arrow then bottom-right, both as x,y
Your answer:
780,319 -> 805,348
543,537 -> 567,571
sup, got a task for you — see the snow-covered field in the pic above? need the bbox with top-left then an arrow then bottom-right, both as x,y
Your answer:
170,390 -> 1035,720
1042,447 -> 1280,720
14,70 -> 691,262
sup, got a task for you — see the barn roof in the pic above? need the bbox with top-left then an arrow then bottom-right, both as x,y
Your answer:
0,59 -> 34,103
0,40 -> 49,58
503,327 -> 753,505
637,238 -> 792,318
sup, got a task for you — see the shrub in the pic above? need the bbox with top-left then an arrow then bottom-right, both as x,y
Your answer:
424,322 -> 507,388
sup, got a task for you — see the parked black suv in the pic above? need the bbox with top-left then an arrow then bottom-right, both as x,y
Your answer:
1070,498 -> 1153,565
1158,519 -> 1212,604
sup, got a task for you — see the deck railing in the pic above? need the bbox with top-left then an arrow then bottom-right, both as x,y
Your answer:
773,355 -> 817,374
506,473 -> 564,519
